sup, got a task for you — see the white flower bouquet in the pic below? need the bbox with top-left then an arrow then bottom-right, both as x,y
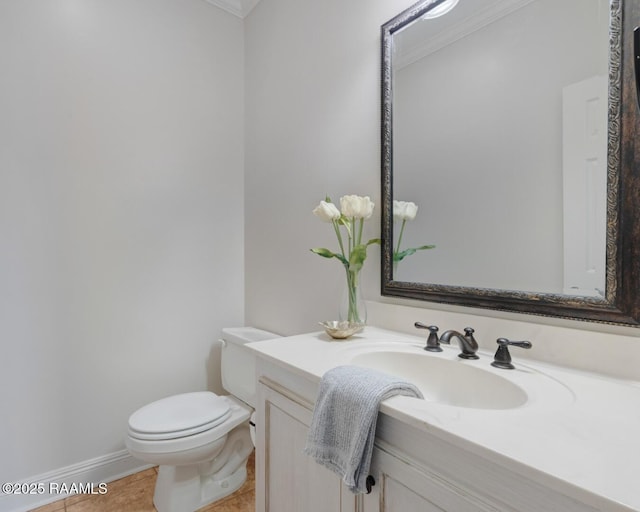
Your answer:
311,195 -> 381,324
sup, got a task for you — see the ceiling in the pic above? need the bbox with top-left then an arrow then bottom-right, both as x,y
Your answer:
203,0 -> 262,18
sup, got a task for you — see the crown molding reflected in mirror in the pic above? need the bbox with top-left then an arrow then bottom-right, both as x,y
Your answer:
381,0 -> 640,325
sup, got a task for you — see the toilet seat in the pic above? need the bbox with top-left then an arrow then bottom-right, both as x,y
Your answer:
128,392 -> 231,441
126,394 -> 251,457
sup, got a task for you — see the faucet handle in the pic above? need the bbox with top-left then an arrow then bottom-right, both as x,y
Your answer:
491,338 -> 532,369
414,322 -> 442,352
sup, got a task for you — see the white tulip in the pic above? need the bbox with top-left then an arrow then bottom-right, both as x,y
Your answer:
313,200 -> 341,222
393,200 -> 418,221
340,195 -> 375,219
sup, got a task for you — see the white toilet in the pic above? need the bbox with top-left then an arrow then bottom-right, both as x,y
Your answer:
125,327 -> 279,512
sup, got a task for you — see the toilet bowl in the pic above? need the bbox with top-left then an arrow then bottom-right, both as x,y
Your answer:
125,327 -> 279,512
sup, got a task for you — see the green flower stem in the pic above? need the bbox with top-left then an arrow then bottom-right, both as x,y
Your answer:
332,219 -> 346,260
395,219 -> 407,256
344,265 -> 362,324
349,218 -> 355,255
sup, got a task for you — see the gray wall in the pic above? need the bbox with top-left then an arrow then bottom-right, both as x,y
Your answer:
244,0 -> 417,335
0,0 -> 244,485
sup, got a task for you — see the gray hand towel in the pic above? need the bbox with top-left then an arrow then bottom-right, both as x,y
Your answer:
304,364 -> 423,494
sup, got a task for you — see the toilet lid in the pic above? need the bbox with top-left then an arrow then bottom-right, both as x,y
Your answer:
128,392 -> 231,441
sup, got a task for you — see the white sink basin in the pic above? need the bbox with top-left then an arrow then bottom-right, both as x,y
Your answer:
351,350 -> 527,409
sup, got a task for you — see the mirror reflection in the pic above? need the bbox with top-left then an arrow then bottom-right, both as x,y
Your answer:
391,0 -> 610,297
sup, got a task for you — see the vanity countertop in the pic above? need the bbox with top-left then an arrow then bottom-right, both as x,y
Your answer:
248,326 -> 640,512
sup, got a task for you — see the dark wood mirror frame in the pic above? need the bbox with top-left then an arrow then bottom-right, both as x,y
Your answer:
381,0 -> 640,326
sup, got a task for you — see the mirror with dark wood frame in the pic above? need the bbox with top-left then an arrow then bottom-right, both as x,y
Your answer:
381,0 -> 640,326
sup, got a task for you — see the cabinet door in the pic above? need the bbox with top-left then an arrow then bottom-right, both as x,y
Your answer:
256,379 -> 356,512
362,446 -> 504,512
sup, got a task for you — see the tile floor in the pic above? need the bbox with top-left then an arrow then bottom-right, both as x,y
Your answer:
29,452 -> 255,512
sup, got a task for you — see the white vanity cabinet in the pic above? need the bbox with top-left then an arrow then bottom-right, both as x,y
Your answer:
249,330 -> 637,512
255,374 -> 358,512
254,362 -> 502,512
255,368 -> 602,512
361,446 -> 500,512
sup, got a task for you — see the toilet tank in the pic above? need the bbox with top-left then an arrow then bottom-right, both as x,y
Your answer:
221,327 -> 280,408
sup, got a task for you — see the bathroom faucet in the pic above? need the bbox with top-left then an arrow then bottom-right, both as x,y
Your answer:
439,327 -> 479,359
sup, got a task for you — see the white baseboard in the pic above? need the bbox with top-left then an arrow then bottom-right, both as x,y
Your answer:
0,450 -> 153,512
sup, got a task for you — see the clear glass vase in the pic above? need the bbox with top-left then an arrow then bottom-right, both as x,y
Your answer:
339,267 -> 367,325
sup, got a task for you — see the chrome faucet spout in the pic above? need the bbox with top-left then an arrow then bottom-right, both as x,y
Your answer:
440,327 -> 479,360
